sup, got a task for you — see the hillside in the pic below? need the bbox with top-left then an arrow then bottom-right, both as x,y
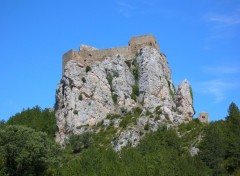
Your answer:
1,103 -> 240,175
0,34 -> 239,175
55,35 -> 195,150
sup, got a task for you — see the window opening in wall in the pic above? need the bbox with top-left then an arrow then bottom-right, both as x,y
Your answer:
202,116 -> 205,119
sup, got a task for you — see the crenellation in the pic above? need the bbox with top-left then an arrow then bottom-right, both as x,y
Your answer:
62,34 -> 160,74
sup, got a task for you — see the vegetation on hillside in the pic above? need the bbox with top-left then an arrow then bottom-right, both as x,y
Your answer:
0,103 -> 240,175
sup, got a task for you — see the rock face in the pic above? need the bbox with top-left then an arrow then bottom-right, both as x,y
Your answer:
175,80 -> 195,121
55,46 -> 194,148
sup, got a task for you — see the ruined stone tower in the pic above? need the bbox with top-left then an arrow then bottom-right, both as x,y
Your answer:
62,34 -> 160,74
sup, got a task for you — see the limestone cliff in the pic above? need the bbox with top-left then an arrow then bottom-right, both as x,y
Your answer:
55,46 -> 194,149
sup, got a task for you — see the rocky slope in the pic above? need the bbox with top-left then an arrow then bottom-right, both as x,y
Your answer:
55,46 -> 194,149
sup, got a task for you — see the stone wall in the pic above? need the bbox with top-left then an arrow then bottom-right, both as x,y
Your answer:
198,112 -> 209,123
78,46 -> 132,63
62,34 -> 160,73
129,34 -> 160,53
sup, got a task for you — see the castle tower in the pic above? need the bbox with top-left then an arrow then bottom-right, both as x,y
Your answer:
198,112 -> 209,123
128,34 -> 160,53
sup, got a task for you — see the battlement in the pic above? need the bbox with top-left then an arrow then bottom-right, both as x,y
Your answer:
62,34 -> 160,74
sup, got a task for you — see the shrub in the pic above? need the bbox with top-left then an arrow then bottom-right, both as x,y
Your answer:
106,114 -> 121,120
68,133 -> 92,153
107,73 -> 113,91
155,116 -> 160,121
132,107 -> 142,116
146,110 -> 152,116
81,77 -> 86,83
131,84 -> 139,101
112,70 -> 119,77
73,110 -> 78,115
144,122 -> 149,130
120,107 -> 127,114
112,94 -> 118,104
79,94 -> 83,101
155,106 -> 162,115
133,67 -> 138,81
0,126 -> 61,175
119,118 -> 128,128
190,86 -> 193,100
86,66 -> 91,73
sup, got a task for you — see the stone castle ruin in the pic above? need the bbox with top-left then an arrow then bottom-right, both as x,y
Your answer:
198,112 -> 209,123
62,34 -> 161,73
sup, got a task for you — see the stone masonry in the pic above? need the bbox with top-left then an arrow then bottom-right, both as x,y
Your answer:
62,34 -> 160,74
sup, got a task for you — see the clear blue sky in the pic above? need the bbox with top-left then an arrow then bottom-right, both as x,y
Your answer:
0,0 -> 240,121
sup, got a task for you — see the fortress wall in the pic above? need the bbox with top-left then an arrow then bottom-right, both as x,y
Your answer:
62,35 -> 160,75
129,34 -> 160,52
78,46 -> 133,63
62,49 -> 80,74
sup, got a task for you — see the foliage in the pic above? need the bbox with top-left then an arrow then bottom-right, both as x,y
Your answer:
6,106 -> 57,139
2,103 -> 240,175
73,110 -> 78,115
0,125 -> 61,176
190,85 -> 193,100
60,126 -> 211,175
86,65 -> 91,73
112,94 -> 118,104
79,94 -> 83,101
107,73 -> 113,91
199,102 -> 240,175
144,122 -> 149,130
81,77 -> 86,83
131,84 -> 139,102
154,106 -> 162,115
68,133 -> 93,153
112,70 -> 119,77
0,120 -> 5,128
106,113 -> 121,120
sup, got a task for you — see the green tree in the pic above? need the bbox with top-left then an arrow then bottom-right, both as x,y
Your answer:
225,102 -> 240,174
68,132 -> 93,153
0,125 -> 61,176
7,106 -> 57,139
199,122 -> 227,175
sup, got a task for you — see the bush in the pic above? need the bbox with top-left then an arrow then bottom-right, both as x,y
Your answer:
81,77 -> 86,83
132,107 -> 142,116
131,84 -> 139,101
112,70 -> 119,77
120,107 -> 127,114
6,106 -> 57,139
107,73 -> 113,91
86,66 -> 92,73
119,118 -> 128,128
68,133 -> 93,153
144,122 -> 149,130
73,110 -> 78,115
155,106 -> 162,115
0,126 -> 61,176
146,110 -> 152,116
79,94 -> 83,101
112,94 -> 118,104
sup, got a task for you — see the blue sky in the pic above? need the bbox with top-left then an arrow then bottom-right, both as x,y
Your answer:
0,0 -> 239,121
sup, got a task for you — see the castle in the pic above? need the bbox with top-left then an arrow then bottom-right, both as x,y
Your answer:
198,112 -> 209,123
62,34 -> 161,73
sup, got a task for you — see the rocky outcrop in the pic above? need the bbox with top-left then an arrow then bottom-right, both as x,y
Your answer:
55,46 -> 194,147
175,80 -> 195,121
137,47 -> 175,112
